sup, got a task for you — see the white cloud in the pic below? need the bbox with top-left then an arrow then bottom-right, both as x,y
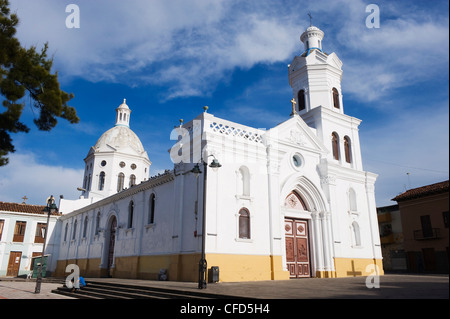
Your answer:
8,0 -> 448,103
0,152 -> 83,205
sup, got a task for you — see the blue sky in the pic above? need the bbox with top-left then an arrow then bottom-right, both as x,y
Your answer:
0,0 -> 448,206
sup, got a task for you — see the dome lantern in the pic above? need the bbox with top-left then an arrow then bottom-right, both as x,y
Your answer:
115,99 -> 131,127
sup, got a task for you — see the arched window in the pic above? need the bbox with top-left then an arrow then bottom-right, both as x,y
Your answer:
149,193 -> 156,224
348,188 -> 357,212
117,173 -> 125,192
87,174 -> 92,191
64,224 -> 68,241
297,90 -> 306,111
95,212 -> 100,235
238,166 -> 250,196
332,132 -> 340,160
344,136 -> 352,163
83,216 -> 88,238
99,172 -> 105,191
285,192 -> 307,210
72,220 -> 77,240
352,221 -> 361,246
332,88 -> 340,109
128,201 -> 134,229
239,208 -> 251,239
129,174 -> 136,187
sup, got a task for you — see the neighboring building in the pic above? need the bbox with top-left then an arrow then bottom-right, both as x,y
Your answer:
54,25 -> 383,282
392,180 -> 449,273
0,202 -> 61,277
377,204 -> 407,272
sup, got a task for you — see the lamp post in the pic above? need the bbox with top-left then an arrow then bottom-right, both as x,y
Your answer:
192,155 -> 221,289
34,195 -> 57,294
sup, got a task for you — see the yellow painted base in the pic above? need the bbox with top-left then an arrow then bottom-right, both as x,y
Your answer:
206,254 -> 290,282
54,253 -> 290,282
334,258 -> 384,277
54,255 -> 383,282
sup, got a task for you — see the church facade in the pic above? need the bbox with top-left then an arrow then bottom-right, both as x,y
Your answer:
53,25 -> 383,282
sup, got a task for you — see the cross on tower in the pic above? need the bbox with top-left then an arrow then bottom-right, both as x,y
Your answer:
308,12 -> 312,26
290,98 -> 297,116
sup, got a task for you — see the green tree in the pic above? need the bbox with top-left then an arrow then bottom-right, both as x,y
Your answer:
0,0 -> 79,166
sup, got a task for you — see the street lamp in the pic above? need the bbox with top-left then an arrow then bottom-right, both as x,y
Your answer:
192,155 -> 221,289
34,195 -> 58,294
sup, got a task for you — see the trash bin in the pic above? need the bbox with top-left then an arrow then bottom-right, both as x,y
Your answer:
209,266 -> 219,283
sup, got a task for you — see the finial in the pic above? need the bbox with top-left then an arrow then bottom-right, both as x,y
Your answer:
290,98 -> 297,116
203,106 -> 209,113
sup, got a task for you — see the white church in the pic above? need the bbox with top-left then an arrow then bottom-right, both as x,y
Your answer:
53,25 -> 383,282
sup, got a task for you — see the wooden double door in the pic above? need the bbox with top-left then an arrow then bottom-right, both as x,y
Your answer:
285,218 -> 311,278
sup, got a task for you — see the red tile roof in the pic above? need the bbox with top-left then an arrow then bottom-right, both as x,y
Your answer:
0,202 -> 60,215
392,180 -> 449,202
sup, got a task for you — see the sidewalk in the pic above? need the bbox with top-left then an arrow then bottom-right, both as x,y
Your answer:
0,280 -> 74,299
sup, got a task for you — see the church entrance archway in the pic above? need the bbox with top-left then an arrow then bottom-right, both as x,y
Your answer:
284,192 -> 311,278
106,216 -> 117,277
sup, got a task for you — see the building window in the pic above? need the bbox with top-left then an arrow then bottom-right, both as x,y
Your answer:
83,216 -> 88,238
443,211 -> 449,228
297,90 -> 306,111
332,132 -> 340,160
420,215 -> 433,238
344,136 -> 352,163
352,221 -> 361,246
34,223 -> 47,243
117,173 -> 125,192
0,219 -> 4,241
128,201 -> 134,229
13,221 -> 26,242
239,208 -> 251,239
149,194 -> 156,224
64,224 -> 68,241
348,188 -> 357,212
87,174 -> 92,191
72,220 -> 78,240
99,172 -> 105,191
332,88 -> 340,109
95,212 -> 101,235
129,174 -> 136,187
238,166 -> 250,196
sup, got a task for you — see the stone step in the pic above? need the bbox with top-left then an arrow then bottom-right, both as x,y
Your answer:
51,280 -> 239,300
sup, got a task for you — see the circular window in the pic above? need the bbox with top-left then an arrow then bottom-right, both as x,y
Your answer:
131,163 -> 137,170
292,154 -> 304,169
119,161 -> 126,168
101,160 -> 107,167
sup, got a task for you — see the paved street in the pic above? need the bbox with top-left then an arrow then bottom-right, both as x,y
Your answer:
0,274 -> 448,300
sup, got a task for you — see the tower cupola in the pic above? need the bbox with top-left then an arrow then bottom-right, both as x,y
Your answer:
115,99 -> 131,127
300,26 -> 324,55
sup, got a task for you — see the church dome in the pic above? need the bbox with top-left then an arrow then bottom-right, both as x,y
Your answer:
94,125 -> 146,155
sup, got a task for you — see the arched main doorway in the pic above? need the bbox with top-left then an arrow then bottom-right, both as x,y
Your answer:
106,216 -> 117,277
284,191 -> 311,278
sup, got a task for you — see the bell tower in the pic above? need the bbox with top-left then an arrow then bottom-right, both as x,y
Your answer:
288,25 -> 344,115
288,25 -> 364,171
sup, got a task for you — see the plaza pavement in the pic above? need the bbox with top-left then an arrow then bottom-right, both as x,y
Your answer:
0,274 -> 448,299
